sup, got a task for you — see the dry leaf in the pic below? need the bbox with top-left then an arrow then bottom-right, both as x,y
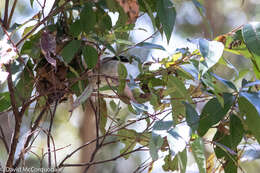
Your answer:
116,0 -> 139,24
40,30 -> 57,67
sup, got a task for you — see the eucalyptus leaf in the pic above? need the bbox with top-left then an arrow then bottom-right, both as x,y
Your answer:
156,0 -> 176,43
183,102 -> 199,132
191,137 -> 206,173
238,96 -> 260,143
149,132 -> 164,160
153,120 -> 173,130
198,39 -> 224,75
136,42 -> 166,51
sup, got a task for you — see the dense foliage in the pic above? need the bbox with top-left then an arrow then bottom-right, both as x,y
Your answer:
1,0 -> 260,172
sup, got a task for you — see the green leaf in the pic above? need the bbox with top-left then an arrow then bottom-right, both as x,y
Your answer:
183,102 -> 199,132
162,153 -> 178,171
213,131 -> 237,173
95,8 -> 112,33
166,76 -> 191,121
192,0 -> 213,38
21,33 -> 41,59
192,0 -> 206,17
109,100 -> 117,111
177,149 -> 187,173
153,120 -> 173,130
242,23 -> 260,56
198,39 -> 224,75
80,3 -> 96,33
118,129 -> 137,159
230,114 -> 244,149
15,67 -> 34,107
167,129 -> 185,154
150,93 -> 159,108
118,63 -> 128,79
30,0 -> 34,7
241,23 -> 260,78
100,98 -> 107,134
191,137 -> 206,173
117,63 -> 128,94
139,0 -> 156,29
70,19 -> 82,37
22,25 -> 35,38
149,132 -> 164,160
70,84 -> 93,111
136,42 -> 166,51
238,96 -> 260,143
240,92 -> 260,114
61,40 -> 81,63
83,45 -> 98,69
212,73 -> 237,91
156,0 -> 176,43
0,93 -> 10,112
198,98 -> 227,136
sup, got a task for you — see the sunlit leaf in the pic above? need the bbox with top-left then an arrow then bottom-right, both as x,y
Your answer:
240,92 -> 260,114
197,39 -> 224,75
177,149 -> 187,173
212,73 -> 237,91
242,80 -> 260,88
238,96 -> 260,143
191,137 -> 206,173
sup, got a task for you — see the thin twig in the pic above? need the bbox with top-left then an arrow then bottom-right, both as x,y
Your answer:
13,107 -> 47,168
47,100 -> 58,168
61,146 -> 146,167
16,0 -> 71,47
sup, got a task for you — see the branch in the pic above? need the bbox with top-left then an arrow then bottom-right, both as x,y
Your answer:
5,64 -> 22,170
58,116 -> 149,168
60,146 -> 146,167
47,101 -> 58,168
7,0 -> 18,28
16,0 -> 72,47
3,0 -> 9,28
13,107 -> 47,168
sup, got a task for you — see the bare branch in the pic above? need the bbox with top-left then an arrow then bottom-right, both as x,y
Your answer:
60,146 -> 146,168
